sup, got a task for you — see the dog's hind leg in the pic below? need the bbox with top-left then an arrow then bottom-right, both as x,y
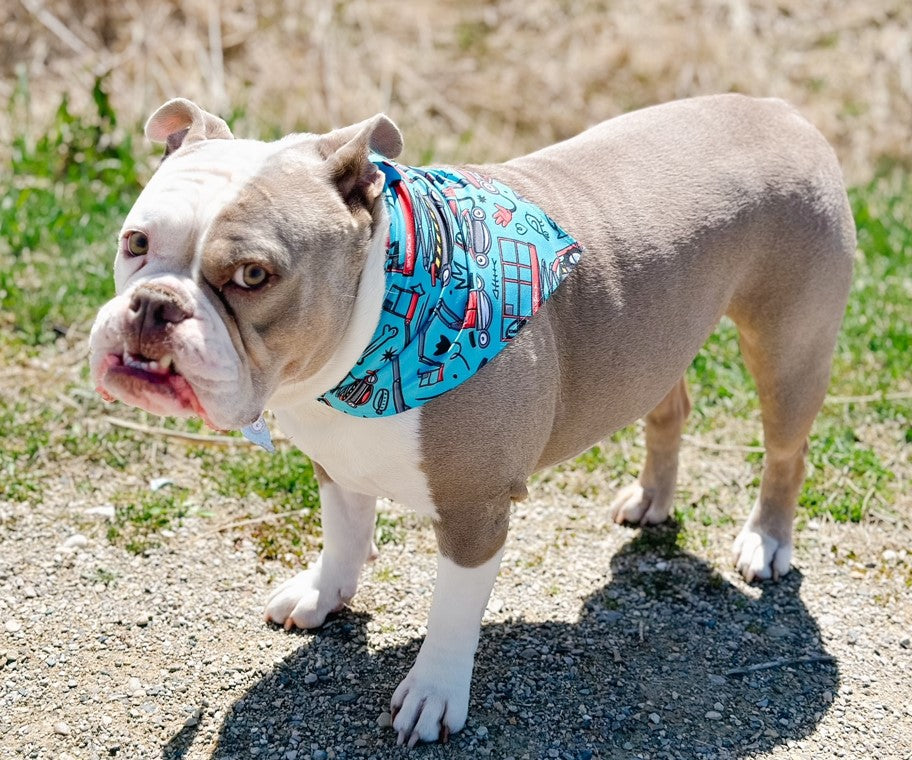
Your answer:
730,311 -> 845,582
611,377 -> 691,525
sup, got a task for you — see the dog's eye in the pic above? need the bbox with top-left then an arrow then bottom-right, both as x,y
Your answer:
232,263 -> 270,289
126,231 -> 149,256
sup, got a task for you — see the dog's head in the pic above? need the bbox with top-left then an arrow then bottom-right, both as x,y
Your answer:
89,99 -> 402,430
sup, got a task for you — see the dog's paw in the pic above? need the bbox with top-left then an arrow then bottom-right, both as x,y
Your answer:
610,482 -> 672,525
390,652 -> 472,747
263,560 -> 356,630
733,522 -> 792,582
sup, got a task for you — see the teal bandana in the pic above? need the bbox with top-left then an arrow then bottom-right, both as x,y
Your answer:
318,157 -> 583,417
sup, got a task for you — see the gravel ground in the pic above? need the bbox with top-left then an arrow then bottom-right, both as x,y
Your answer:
1,454 -> 910,760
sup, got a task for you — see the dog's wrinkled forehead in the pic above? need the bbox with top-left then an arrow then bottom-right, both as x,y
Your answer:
118,136 -> 321,282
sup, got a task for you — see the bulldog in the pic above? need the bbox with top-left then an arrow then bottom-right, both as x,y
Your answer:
89,94 -> 854,745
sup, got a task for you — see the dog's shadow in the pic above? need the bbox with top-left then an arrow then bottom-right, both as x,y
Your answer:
165,525 -> 837,758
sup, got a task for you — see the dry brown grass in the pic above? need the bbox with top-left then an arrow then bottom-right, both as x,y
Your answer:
3,0 -> 911,181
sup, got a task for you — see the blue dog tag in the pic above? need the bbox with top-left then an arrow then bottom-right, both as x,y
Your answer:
241,415 -> 275,453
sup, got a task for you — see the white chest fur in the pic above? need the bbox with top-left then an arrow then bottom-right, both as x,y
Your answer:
270,400 -> 436,516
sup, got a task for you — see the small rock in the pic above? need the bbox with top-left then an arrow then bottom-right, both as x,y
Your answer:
377,711 -> 392,728
648,712 -> 660,724
54,721 -> 71,736
705,711 -> 723,720
488,598 -> 504,614
713,701 -> 724,711
822,691 -> 833,704
312,751 -> 327,760
84,505 -> 116,520
332,693 -> 357,704
22,586 -> 37,599
708,674 -> 726,686
149,477 -> 174,491
476,725 -> 489,739
5,619 -> 21,633
766,625 -> 790,639
304,673 -> 318,685
899,638 -> 910,650
882,549 -> 897,562
62,534 -> 88,550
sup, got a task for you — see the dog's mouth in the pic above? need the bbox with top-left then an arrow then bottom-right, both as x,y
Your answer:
96,351 -> 219,429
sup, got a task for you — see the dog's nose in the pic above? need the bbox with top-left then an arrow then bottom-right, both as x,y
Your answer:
128,286 -> 192,341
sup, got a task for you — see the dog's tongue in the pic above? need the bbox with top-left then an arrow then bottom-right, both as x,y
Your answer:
241,415 -> 275,453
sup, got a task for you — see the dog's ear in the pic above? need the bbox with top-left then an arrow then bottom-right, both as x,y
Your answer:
145,98 -> 234,159
318,114 -> 403,211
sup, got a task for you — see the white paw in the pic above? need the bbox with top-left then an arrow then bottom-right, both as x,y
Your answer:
263,557 -> 357,630
390,651 -> 472,746
610,482 -> 671,525
733,523 -> 792,582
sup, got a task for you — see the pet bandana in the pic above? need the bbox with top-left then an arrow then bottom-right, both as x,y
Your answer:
318,157 -> 583,417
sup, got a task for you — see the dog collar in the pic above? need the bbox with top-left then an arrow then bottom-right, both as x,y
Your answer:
318,157 -> 583,417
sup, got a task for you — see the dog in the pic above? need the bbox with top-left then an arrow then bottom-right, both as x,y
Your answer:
89,94 -> 854,745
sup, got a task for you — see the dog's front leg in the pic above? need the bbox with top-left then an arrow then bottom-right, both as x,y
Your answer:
391,544 -> 504,746
264,464 -> 376,629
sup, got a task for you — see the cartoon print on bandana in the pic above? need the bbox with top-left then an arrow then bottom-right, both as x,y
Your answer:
319,157 -> 584,418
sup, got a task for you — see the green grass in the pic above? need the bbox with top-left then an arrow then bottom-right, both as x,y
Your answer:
1,80 -> 143,347
0,87 -> 908,561
107,487 -> 193,555
216,449 -> 321,561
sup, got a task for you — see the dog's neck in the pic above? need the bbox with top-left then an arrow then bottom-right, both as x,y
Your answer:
267,205 -> 390,413
313,157 -> 583,418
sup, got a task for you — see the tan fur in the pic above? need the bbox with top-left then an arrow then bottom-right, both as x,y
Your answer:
421,94 -> 854,566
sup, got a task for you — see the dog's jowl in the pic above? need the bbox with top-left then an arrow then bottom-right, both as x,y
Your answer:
90,95 -> 854,745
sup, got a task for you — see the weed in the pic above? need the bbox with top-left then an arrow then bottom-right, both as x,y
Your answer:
802,423 -> 895,522
375,513 -> 405,546
217,448 -> 321,562
1,78 -> 144,346
107,487 -> 191,554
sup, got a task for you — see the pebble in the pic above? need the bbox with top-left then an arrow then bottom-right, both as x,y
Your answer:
376,711 -> 392,728
476,725 -> 489,738
304,673 -> 318,685
705,711 -> 723,720
708,674 -> 726,686
61,534 -> 88,550
5,619 -> 21,633
84,504 -> 115,520
150,477 -> 174,491
648,712 -> 660,724
312,751 -> 327,760
54,721 -> 70,736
